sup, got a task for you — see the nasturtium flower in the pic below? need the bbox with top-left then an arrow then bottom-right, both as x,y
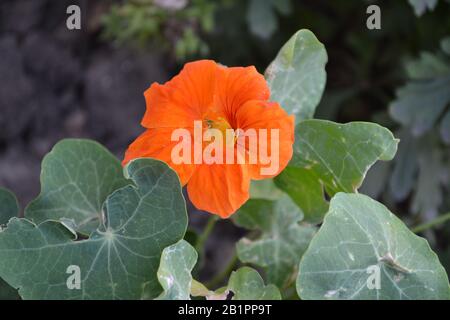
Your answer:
123,60 -> 294,218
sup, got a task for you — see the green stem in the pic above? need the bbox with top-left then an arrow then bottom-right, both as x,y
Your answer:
195,215 -> 218,255
412,212 -> 450,233
205,252 -> 238,289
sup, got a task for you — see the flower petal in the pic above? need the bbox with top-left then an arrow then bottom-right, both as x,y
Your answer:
235,100 -> 295,179
187,163 -> 250,218
123,128 -> 196,186
215,65 -> 270,126
142,60 -> 219,128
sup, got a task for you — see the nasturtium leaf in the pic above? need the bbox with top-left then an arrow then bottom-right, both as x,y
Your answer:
0,187 -> 19,225
25,139 -> 130,234
234,196 -> 315,288
275,167 -> 327,223
247,0 -> 277,39
0,278 -> 19,300
228,267 -> 281,300
246,0 -> 292,39
156,240 -> 197,300
249,179 -> 284,200
191,267 -> 281,300
190,281 -> 229,300
265,29 -> 327,122
272,0 -> 292,15
408,0 -> 438,16
190,279 -> 212,297
0,158 -> 187,300
297,193 -> 450,300
275,120 -> 398,223
442,37 -> 450,55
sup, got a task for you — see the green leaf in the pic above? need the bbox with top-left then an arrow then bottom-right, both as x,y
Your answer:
228,267 -> 281,300
191,267 -> 282,300
271,0 -> 292,15
190,281 -> 229,300
190,279 -> 212,297
441,37 -> 450,55
405,52 -> 450,79
297,193 -> 450,300
389,75 -> 450,137
0,158 -> 187,299
265,29 -> 328,122
0,278 -> 20,300
247,0 -> 277,39
25,139 -> 130,234
249,179 -> 284,200
156,240 -> 197,300
411,142 -> 445,216
388,132 -> 446,216
234,197 -> 315,288
275,167 -> 327,223
391,46 -> 450,143
440,109 -> 450,144
275,120 -> 398,223
408,0 -> 438,16
0,188 -> 19,225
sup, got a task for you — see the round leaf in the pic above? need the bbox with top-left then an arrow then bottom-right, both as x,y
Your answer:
275,120 -> 398,223
228,267 -> 281,300
156,240 -> 198,300
265,29 -> 328,122
26,139 -> 130,234
234,197 -> 315,288
0,159 -> 187,300
297,193 -> 450,300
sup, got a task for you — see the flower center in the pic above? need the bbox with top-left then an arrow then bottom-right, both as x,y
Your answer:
203,117 -> 237,146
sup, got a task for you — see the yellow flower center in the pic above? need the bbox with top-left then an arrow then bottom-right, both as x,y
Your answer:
204,117 -> 237,146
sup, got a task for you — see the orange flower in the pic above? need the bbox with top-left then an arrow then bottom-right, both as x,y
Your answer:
123,60 -> 294,218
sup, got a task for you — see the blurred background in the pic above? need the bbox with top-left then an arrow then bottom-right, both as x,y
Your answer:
0,0 -> 449,283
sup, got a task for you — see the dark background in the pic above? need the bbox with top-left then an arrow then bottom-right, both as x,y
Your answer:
0,0 -> 449,282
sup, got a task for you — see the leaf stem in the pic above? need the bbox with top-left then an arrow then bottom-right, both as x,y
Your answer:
412,212 -> 450,233
195,215 -> 218,255
205,252 -> 238,289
